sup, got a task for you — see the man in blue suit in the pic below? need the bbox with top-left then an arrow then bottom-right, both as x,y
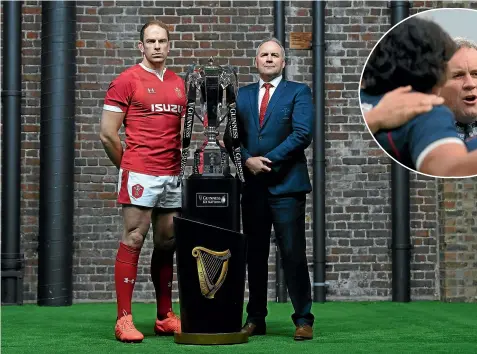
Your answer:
225,37 -> 314,341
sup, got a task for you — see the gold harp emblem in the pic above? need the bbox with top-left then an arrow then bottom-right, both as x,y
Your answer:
192,246 -> 231,299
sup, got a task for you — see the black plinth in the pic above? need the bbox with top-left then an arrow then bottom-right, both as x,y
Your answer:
181,175 -> 241,232
173,216 -> 247,345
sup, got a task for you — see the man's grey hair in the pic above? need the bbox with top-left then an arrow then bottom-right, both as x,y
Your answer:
255,37 -> 286,59
454,37 -> 477,51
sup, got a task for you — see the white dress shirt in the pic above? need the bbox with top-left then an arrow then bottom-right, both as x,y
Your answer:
258,75 -> 283,114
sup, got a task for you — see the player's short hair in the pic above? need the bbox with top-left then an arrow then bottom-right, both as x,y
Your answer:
454,37 -> 477,51
140,20 -> 170,42
362,17 -> 457,95
256,37 -> 286,59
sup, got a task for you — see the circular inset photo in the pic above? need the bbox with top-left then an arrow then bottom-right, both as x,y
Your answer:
359,8 -> 477,178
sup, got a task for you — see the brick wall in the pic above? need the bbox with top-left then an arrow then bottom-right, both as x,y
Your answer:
1,0 -> 475,303
438,179 -> 477,302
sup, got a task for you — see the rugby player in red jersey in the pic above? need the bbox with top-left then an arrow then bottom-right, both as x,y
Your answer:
99,20 -> 185,343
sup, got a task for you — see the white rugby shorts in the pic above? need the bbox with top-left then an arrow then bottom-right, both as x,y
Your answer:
117,168 -> 181,209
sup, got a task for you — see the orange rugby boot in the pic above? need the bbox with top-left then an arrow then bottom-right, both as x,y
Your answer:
154,311 -> 181,336
115,312 -> 144,343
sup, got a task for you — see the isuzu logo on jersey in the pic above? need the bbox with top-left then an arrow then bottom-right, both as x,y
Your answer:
150,104 -> 184,114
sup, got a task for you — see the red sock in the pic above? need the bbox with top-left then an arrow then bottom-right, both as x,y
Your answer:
151,248 -> 174,319
115,242 -> 140,319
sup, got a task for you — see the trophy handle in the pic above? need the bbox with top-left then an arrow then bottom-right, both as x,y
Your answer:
218,83 -> 229,125
221,65 -> 239,97
184,64 -> 199,91
225,85 -> 245,183
179,78 -> 198,184
193,150 -> 201,175
194,111 -> 204,124
218,112 -> 228,125
217,65 -> 237,138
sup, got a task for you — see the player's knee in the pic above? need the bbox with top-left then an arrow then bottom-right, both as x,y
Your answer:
123,228 -> 146,248
154,236 -> 176,252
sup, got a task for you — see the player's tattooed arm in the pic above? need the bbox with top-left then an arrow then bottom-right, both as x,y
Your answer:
99,110 -> 126,169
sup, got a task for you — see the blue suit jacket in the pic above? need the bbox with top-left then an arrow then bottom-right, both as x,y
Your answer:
233,79 -> 314,196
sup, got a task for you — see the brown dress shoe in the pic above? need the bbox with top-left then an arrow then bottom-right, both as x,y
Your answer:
240,322 -> 266,336
294,324 -> 313,340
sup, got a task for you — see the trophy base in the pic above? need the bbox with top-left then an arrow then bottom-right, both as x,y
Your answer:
182,175 -> 241,232
174,332 -> 248,345
173,217 -> 248,347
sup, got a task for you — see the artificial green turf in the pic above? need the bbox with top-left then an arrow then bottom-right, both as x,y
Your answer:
2,302 -> 477,353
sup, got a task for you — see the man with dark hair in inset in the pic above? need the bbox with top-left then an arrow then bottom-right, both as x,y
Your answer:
361,16 -> 477,177
100,19 -> 184,343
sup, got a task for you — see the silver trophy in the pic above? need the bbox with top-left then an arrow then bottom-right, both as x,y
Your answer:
179,58 -> 244,183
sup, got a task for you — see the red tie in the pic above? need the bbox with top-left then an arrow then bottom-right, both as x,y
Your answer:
259,83 -> 272,127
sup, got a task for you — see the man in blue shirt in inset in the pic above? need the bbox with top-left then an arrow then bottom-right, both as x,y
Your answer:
361,17 -> 477,177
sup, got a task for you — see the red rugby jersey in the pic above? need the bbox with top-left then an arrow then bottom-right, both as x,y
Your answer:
103,63 -> 186,175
